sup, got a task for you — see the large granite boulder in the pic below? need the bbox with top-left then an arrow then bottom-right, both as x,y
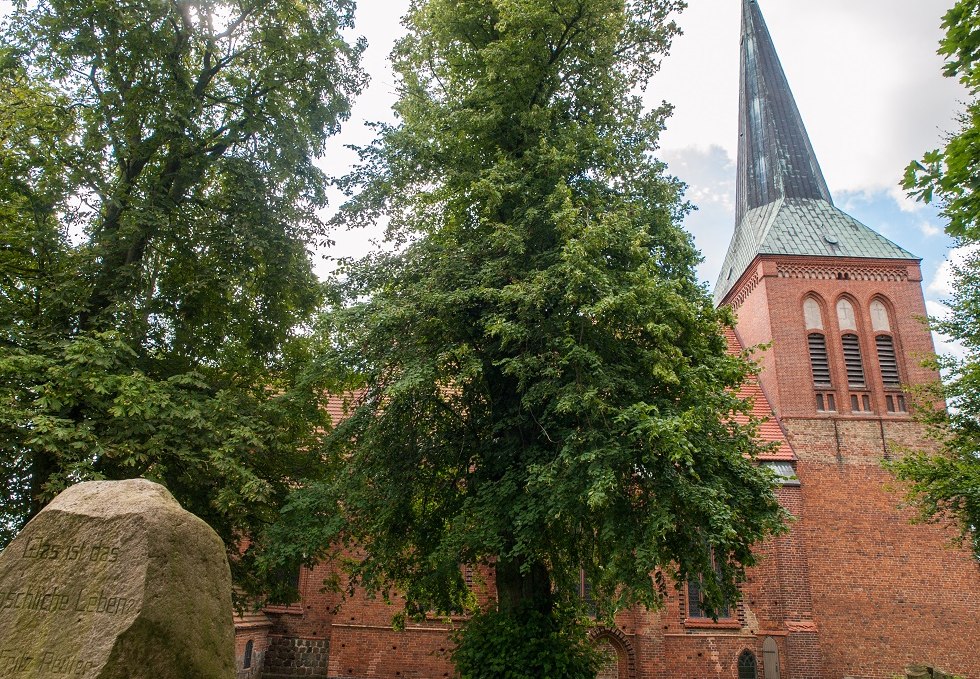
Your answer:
0,479 -> 235,678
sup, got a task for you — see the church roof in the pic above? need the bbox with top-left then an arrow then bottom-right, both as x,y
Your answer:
724,328 -> 796,462
714,0 -> 917,305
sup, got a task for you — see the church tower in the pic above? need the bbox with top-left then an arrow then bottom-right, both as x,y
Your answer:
717,0 -> 935,418
718,1 -> 980,677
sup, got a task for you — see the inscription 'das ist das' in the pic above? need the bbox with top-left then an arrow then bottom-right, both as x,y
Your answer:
20,537 -> 121,563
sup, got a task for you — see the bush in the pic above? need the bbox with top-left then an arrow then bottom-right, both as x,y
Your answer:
451,607 -> 606,679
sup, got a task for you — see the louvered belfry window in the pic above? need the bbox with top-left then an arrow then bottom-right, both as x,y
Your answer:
876,335 -> 901,389
807,334 -> 832,387
841,334 -> 866,388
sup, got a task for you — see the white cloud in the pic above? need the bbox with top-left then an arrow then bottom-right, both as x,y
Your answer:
925,300 -> 969,362
928,243 -> 980,296
918,220 -> 942,238
888,185 -> 927,214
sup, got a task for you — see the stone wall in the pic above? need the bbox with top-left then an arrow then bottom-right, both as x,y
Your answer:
262,636 -> 330,678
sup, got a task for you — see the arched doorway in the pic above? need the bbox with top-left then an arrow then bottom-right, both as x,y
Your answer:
589,628 -> 636,679
596,639 -> 621,679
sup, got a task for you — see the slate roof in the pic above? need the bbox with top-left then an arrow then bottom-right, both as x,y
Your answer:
714,0 -> 918,305
735,0 -> 831,225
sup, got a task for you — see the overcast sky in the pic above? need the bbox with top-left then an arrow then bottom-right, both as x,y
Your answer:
318,0 -> 968,356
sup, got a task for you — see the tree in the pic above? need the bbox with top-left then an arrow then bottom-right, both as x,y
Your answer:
262,0 -> 786,674
899,0 -> 980,560
0,0 -> 366,590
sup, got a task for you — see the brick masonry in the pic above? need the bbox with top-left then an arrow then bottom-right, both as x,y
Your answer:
236,612 -> 272,679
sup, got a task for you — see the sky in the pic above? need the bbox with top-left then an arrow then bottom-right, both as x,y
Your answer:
317,0 -> 969,357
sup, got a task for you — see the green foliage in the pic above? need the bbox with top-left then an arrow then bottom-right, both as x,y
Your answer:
895,0 -> 980,560
451,607 -> 604,679
0,0 -> 366,593
261,0 -> 786,659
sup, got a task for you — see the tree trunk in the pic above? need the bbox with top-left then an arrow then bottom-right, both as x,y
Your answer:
28,450 -> 56,518
495,556 -> 554,617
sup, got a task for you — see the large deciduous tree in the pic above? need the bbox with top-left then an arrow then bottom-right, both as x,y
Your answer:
899,0 -> 980,560
0,0 -> 365,588
263,0 -> 786,674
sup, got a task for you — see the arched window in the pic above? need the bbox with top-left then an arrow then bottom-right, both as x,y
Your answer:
836,296 -> 866,390
870,299 -> 901,389
687,549 -> 731,620
244,640 -> 254,670
869,299 -> 906,411
738,650 -> 759,679
804,297 -> 835,410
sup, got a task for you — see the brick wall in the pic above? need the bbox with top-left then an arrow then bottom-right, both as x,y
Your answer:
235,612 -> 272,679
789,417 -> 980,679
729,255 -> 937,420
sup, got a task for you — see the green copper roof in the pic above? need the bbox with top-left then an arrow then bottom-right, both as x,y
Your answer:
713,0 -> 919,305
714,199 -> 917,303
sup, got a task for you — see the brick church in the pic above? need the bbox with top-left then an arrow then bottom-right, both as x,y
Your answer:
234,1 -> 980,677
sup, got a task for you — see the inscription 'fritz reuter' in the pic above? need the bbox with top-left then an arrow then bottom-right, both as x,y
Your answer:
0,649 -> 97,677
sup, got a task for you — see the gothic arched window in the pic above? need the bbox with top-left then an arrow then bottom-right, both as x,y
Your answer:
870,299 -> 906,412
804,296 -> 834,411
804,297 -> 831,387
836,298 -> 866,391
738,650 -> 759,679
244,640 -> 254,670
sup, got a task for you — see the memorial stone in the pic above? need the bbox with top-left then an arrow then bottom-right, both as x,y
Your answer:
0,479 -> 235,678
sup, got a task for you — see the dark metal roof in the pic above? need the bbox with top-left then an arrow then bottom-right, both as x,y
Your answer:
735,0 -> 832,223
714,0 -> 918,304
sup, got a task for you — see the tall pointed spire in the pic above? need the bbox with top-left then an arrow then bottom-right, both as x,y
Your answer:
714,0 -> 916,305
735,0 -> 832,225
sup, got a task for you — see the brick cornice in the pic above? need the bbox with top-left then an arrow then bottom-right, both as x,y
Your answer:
720,255 -> 922,310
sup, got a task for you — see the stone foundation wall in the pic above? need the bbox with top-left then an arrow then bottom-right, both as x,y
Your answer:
262,636 -> 330,678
